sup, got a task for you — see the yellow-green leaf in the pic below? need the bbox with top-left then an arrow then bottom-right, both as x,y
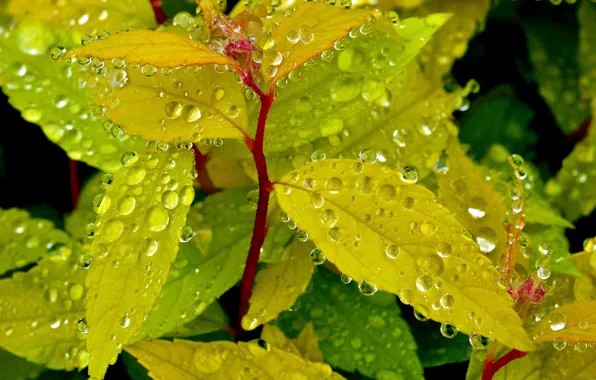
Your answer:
0,348 -> 44,380
402,0 -> 490,85
274,159 -> 534,352
93,63 -> 247,142
242,240 -> 315,330
65,172 -> 106,241
0,208 -> 72,275
261,2 -> 374,89
66,30 -> 237,68
126,339 -> 345,379
201,157 -> 254,189
7,0 -> 155,35
261,325 -> 302,357
532,300 -> 596,343
0,250 -> 88,370
164,302 -> 229,338
293,322 -> 323,363
85,148 -> 195,379
438,140 -> 507,257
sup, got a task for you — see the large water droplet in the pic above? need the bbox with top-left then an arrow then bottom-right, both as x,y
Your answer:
549,313 -> 566,331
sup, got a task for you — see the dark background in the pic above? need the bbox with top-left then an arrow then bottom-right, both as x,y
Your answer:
0,0 -> 593,379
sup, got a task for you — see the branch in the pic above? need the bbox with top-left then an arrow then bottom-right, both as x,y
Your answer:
69,159 -> 80,210
236,85 -> 274,341
192,145 -> 217,194
482,349 -> 527,380
150,0 -> 167,25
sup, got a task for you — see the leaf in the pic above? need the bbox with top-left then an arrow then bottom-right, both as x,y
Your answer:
524,10 -> 590,134
202,157 -> 254,189
65,172 -> 105,241
7,0 -> 155,35
0,208 -> 72,275
257,13 -> 451,157
164,302 -> 229,338
261,325 -> 302,357
0,18 -> 147,172
134,187 -> 265,340
0,250 -> 88,370
408,318 -> 472,368
524,224 -> 579,277
546,137 -> 596,221
532,300 -> 596,343
126,339 -> 345,379
260,222 -> 294,263
85,148 -> 195,379
524,199 -> 574,229
458,85 -> 537,160
277,267 -> 424,379
293,322 -> 324,363
438,140 -> 508,258
402,0 -> 491,85
275,159 -> 535,352
261,2 -> 374,88
66,30 -> 237,69
242,240 -> 315,330
0,348 -> 44,380
92,62 -> 247,143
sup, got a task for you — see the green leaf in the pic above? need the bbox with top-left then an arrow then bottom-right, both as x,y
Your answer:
524,10 -> 590,134
578,0 -> 596,99
126,339 -> 345,379
0,250 -> 88,370
260,222 -> 294,263
277,268 -> 424,379
163,302 -> 228,338
0,208 -> 72,275
242,240 -> 315,331
0,348 -> 44,380
85,148 -> 195,379
258,13 -> 451,156
459,85 -> 537,160
524,199 -> 574,229
135,187 -> 262,341
6,0 -> 155,35
274,159 -> 535,352
65,172 -> 105,241
408,319 -> 472,368
0,18 -> 147,173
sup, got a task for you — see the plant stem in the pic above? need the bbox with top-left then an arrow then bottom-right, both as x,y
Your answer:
236,83 -> 274,340
150,0 -> 167,25
69,159 -> 80,209
482,349 -> 527,380
192,145 -> 216,194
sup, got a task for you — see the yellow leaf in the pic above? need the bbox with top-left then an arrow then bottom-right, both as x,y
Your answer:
274,159 -> 534,352
126,339 -> 345,379
203,157 -> 254,189
93,64 -> 247,142
7,0 -> 155,35
66,30 -> 237,68
394,0 -> 426,8
531,300 -> 596,343
438,140 -> 507,258
198,0 -> 225,30
261,325 -> 302,357
0,250 -> 88,370
0,208 -> 72,275
242,240 -> 315,330
402,0 -> 490,84
85,148 -> 196,379
261,2 -> 374,89
293,322 -> 324,363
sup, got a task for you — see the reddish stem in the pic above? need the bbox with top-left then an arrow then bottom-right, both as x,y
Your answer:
236,87 -> 274,340
150,0 -> 167,25
192,145 -> 217,194
482,349 -> 527,380
69,159 -> 80,209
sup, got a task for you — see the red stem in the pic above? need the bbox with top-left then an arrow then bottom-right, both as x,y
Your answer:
482,349 -> 527,380
150,0 -> 167,25
69,159 -> 80,209
192,145 -> 217,194
236,86 -> 274,340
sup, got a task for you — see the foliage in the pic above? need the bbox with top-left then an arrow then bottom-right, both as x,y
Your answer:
0,0 -> 595,379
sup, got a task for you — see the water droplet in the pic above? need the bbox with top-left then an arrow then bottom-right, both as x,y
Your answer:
180,225 -> 194,243
140,238 -> 158,257
469,334 -> 489,349
476,227 -> 497,253
77,318 -> 88,334
117,196 -> 136,215
162,191 -> 179,210
77,253 -> 92,269
549,313 -> 566,331
147,206 -> 169,232
103,219 -> 124,242
181,105 -> 201,122
552,340 -> 566,350
416,275 -> 433,292
141,64 -> 157,76
385,244 -> 400,259
311,150 -> 326,161
440,294 -> 455,309
118,313 -> 131,328
436,243 -> 452,258
296,230 -> 308,242
358,280 -> 377,296
359,149 -> 377,163
440,323 -> 458,338
326,177 -> 343,194
121,151 -> 138,167
100,173 -> 113,190
164,101 -> 183,119
310,193 -> 324,208
93,194 -> 111,214
468,197 -> 487,219
310,249 -> 326,265
340,274 -> 352,284
378,184 -> 397,202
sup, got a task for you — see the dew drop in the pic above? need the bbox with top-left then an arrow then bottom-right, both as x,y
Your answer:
549,313 -> 566,331
310,249 -> 326,265
358,280 -> 377,296
140,238 -> 158,257
440,323 -> 458,338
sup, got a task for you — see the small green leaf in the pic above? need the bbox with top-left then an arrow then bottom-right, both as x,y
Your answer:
0,348 -> 44,380
85,148 -> 195,379
524,199 -> 574,229
459,85 -> 536,159
277,268 -> 424,380
0,208 -> 72,275
408,318 -> 472,368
